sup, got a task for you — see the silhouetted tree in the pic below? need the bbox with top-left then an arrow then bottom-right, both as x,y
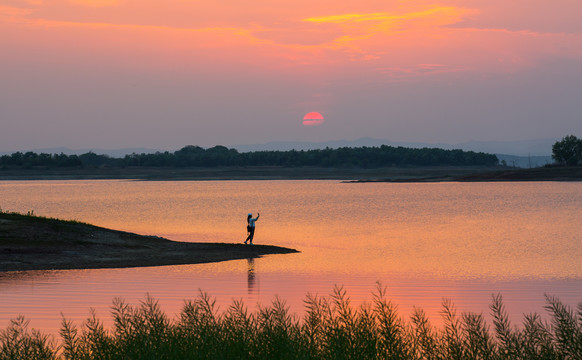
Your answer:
552,135 -> 582,166
79,152 -> 111,167
0,145 -> 499,169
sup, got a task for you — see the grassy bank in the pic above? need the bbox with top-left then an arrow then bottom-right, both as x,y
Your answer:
1,285 -> 580,359
0,211 -> 298,272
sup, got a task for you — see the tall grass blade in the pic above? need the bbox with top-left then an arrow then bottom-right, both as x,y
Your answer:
544,293 -> 582,358
410,306 -> 440,360
462,312 -> 495,360
60,315 -> 82,360
373,282 -> 410,360
0,316 -> 57,360
440,298 -> 464,360
490,293 -> 520,359
522,312 -> 558,359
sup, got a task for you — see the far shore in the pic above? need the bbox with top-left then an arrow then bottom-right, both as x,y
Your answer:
1,165 -> 580,182
346,165 -> 582,183
0,212 -> 298,273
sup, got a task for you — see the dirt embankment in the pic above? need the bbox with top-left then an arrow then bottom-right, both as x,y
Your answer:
0,212 -> 298,272
346,166 -> 582,182
456,166 -> 582,182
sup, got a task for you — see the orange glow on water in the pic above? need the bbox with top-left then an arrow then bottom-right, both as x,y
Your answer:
1,180 -> 582,336
1,180 -> 581,281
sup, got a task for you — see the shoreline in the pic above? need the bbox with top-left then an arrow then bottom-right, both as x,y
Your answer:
0,165 -> 530,181
0,212 -> 298,273
0,165 -> 580,182
344,166 -> 582,183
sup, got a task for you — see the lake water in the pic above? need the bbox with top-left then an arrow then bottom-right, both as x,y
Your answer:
1,180 -> 581,335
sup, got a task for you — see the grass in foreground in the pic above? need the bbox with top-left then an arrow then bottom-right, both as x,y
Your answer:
1,284 -> 581,359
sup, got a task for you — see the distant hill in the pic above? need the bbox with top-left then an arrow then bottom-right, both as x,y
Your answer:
495,154 -> 552,168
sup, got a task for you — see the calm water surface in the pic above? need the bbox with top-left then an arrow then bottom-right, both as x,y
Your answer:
1,180 -> 581,334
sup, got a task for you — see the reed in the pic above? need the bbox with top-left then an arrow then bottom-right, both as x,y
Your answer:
1,284 -> 581,359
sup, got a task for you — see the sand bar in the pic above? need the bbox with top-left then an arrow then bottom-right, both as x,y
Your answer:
0,212 -> 298,272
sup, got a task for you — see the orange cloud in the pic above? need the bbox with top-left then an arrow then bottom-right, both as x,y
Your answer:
302,6 -> 476,53
2,0 -> 580,81
0,5 -> 33,21
69,0 -> 120,7
377,64 -> 469,79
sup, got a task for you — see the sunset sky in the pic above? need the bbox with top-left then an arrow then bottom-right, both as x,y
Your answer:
1,0 -> 581,152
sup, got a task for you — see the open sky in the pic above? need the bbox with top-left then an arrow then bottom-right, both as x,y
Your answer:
1,0 -> 581,151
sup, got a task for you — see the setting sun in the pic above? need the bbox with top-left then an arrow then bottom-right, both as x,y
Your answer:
303,112 -> 325,126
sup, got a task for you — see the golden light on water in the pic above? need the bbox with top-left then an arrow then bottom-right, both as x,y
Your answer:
1,180 -> 581,335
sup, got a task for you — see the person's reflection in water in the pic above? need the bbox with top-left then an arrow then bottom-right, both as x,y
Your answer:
247,258 -> 256,295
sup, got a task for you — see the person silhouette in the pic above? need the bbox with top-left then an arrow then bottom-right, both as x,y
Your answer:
244,212 -> 260,245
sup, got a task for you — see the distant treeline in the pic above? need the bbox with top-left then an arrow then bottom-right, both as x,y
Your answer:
0,145 -> 499,169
